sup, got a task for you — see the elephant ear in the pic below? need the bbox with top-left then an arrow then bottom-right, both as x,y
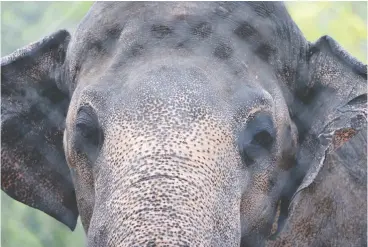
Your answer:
289,35 -> 367,208
1,30 -> 79,230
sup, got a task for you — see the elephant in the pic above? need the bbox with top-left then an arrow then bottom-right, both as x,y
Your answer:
1,2 -> 366,246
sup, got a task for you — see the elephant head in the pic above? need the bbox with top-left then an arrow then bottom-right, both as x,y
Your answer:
1,2 -> 366,246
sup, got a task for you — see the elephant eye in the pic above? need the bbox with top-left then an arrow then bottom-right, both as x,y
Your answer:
252,130 -> 274,149
75,106 -> 104,162
238,112 -> 275,167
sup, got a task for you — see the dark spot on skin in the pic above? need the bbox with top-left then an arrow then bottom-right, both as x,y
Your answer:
234,22 -> 258,41
107,26 -> 123,39
249,3 -> 274,18
254,43 -> 276,62
176,41 -> 185,49
85,26 -> 122,58
91,40 -> 104,53
130,44 -> 144,57
146,240 -> 157,247
151,24 -> 172,39
214,43 -> 233,60
176,38 -> 191,49
191,22 -> 212,39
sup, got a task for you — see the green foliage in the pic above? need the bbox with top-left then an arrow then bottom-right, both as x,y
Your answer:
286,2 -> 367,62
1,2 -> 366,247
1,2 -> 94,56
1,192 -> 86,247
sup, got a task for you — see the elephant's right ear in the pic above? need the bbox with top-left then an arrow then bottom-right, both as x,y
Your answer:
1,30 -> 79,230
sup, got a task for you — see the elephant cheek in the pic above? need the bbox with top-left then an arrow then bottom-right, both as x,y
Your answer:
73,169 -> 95,232
240,193 -> 276,240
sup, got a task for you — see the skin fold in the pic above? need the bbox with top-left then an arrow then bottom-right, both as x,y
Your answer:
1,2 -> 366,247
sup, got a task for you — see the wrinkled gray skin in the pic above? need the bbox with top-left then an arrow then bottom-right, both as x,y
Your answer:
266,124 -> 367,247
1,2 -> 366,247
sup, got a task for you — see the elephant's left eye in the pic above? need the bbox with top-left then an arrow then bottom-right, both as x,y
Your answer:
252,130 -> 274,149
74,106 -> 104,163
237,112 -> 276,167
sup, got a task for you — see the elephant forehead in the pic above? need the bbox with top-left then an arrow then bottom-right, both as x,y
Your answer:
75,59 -> 274,133
66,2 -> 289,96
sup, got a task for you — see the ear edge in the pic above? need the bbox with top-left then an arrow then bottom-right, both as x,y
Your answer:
310,35 -> 367,80
44,188 -> 79,231
2,184 -> 79,231
1,29 -> 70,66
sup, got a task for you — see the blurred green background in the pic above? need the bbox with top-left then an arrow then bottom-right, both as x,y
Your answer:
1,2 -> 367,247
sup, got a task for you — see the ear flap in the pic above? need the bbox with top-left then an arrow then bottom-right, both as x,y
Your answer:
289,35 -> 367,210
267,119 -> 366,245
1,30 -> 79,230
290,94 -> 367,203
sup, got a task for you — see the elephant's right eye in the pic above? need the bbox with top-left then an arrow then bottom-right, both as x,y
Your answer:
75,106 -> 104,163
237,112 -> 276,167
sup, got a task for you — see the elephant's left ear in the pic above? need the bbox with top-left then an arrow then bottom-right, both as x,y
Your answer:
289,35 -> 367,209
1,30 -> 79,230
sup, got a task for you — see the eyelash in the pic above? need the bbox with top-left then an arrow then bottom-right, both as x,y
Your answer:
74,107 -> 104,163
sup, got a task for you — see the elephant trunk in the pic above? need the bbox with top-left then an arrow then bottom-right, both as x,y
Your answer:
87,154 -> 242,247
